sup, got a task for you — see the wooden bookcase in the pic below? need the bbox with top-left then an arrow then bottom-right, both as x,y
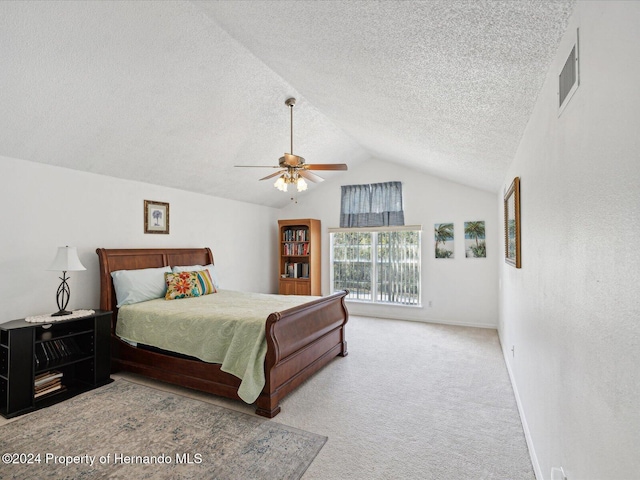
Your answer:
278,219 -> 321,296
0,310 -> 112,418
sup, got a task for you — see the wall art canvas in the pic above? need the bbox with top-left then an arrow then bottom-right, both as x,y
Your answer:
465,221 -> 486,258
434,223 -> 454,258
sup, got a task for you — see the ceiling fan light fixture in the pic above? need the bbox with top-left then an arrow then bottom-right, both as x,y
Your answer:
236,97 -> 347,193
274,175 -> 287,192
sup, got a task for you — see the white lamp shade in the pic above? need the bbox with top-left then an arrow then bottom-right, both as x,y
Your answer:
274,176 -> 288,192
48,246 -> 86,272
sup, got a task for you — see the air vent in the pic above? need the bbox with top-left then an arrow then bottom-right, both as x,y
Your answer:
558,29 -> 580,114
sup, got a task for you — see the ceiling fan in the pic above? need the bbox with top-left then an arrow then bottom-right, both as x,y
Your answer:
235,98 -> 348,192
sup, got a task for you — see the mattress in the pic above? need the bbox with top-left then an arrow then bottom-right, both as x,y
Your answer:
115,289 -> 317,403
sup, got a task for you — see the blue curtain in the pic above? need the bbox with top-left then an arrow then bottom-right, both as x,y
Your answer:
340,181 -> 404,227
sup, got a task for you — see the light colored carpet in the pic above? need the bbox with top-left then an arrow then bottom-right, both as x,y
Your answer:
0,315 -> 534,479
0,379 -> 326,479
274,315 -> 535,479
118,316 -> 534,479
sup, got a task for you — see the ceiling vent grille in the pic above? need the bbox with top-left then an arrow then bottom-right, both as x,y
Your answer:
558,29 -> 580,115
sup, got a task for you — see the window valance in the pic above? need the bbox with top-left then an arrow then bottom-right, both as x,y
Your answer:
339,181 -> 405,228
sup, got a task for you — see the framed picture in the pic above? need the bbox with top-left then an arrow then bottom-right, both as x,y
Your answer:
504,178 -> 521,268
144,200 -> 170,234
465,221 -> 486,258
434,223 -> 454,258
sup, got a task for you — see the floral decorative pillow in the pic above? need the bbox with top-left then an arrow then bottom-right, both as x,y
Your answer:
165,271 -> 201,300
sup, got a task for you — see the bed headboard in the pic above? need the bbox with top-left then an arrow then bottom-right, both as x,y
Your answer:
96,247 -> 214,331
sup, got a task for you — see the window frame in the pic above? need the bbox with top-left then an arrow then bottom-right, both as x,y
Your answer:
329,225 -> 422,307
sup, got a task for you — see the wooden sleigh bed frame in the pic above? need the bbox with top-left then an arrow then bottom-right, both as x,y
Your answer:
96,247 -> 348,418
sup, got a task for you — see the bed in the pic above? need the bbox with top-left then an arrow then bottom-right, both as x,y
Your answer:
96,247 -> 348,417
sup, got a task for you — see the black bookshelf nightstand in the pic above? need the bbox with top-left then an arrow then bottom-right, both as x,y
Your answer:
0,310 -> 112,418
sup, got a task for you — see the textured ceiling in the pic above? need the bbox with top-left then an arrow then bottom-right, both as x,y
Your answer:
0,0 -> 574,208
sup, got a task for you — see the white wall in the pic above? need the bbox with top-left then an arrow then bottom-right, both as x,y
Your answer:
282,158 -> 499,328
0,156 -> 279,322
499,2 -> 640,479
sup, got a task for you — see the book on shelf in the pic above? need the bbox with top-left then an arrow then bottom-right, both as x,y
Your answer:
37,343 -> 50,365
35,379 -> 61,394
34,370 -> 65,398
35,337 -> 84,366
283,228 -> 309,242
39,342 -> 56,364
283,242 -> 309,256
35,383 -> 66,399
284,262 -> 310,279
34,371 -> 63,387
50,340 -> 63,358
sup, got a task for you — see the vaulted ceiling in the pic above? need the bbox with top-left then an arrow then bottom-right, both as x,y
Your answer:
0,1 -> 574,208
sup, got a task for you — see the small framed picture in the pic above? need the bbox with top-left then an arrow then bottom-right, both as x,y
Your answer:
144,200 -> 170,234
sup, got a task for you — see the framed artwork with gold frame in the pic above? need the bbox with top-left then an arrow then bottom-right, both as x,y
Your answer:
144,200 -> 170,234
504,177 -> 521,268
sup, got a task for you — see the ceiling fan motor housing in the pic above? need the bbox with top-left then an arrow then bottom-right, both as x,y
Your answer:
280,153 -> 305,167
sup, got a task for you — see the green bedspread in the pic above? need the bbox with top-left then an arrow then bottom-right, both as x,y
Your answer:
115,290 -> 317,403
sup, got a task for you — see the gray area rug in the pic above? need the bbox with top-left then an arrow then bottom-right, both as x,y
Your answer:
0,379 -> 326,479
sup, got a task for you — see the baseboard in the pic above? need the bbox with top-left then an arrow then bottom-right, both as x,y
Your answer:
407,316 -> 498,330
500,341 -> 543,480
347,307 -> 497,329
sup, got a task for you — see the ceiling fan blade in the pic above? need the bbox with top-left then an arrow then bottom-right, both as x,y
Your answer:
304,163 -> 348,171
260,170 -> 286,181
235,165 -> 282,168
298,169 -> 324,183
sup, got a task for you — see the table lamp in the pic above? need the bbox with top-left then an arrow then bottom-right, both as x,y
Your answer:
48,246 -> 86,316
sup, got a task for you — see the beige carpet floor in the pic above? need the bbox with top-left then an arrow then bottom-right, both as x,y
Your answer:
274,315 -> 534,479
1,315 -> 533,479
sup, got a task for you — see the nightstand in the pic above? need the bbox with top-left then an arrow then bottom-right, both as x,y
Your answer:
0,310 -> 112,418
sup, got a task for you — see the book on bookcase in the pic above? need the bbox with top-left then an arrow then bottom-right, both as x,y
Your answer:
34,371 -> 66,398
284,262 -> 310,278
35,337 -> 83,367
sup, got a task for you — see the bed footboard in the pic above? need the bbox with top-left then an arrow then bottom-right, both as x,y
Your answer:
256,290 -> 349,417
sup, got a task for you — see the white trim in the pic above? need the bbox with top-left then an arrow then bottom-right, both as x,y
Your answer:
346,299 -> 423,309
500,336 -> 542,480
348,309 -> 498,329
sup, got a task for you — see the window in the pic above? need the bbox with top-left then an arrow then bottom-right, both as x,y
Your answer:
330,226 -> 421,306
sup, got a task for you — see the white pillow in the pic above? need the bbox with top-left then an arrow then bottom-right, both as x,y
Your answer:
172,263 -> 220,288
111,266 -> 172,307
